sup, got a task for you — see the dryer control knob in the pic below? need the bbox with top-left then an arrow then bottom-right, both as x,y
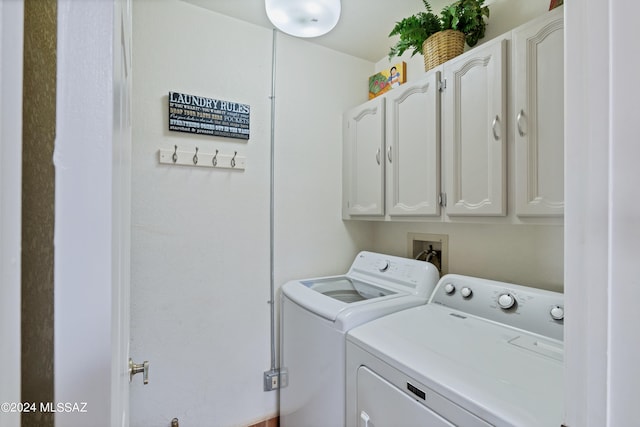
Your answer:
550,305 -> 565,320
460,287 -> 473,299
498,293 -> 516,309
376,260 -> 390,272
444,283 -> 455,294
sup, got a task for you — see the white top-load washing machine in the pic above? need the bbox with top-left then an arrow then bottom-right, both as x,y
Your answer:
279,251 -> 440,427
346,274 -> 565,427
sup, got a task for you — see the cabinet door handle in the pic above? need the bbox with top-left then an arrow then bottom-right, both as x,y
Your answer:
360,410 -> 370,427
387,146 -> 392,163
375,148 -> 381,165
492,115 -> 501,141
517,109 -> 526,136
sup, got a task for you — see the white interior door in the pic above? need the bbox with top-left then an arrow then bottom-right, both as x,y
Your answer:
55,0 -> 132,425
112,0 -> 133,424
0,2 -> 24,426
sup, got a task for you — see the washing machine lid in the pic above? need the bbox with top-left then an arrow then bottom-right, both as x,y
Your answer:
281,251 -> 441,326
347,304 -> 564,426
300,276 -> 397,302
282,276 -> 404,323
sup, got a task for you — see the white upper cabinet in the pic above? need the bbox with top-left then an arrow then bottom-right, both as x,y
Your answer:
442,37 -> 508,217
513,8 -> 564,216
386,72 -> 441,217
344,97 -> 385,216
342,9 -> 564,223
343,72 -> 440,219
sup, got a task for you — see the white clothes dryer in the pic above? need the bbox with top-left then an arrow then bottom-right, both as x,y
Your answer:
279,251 -> 440,427
346,274 -> 565,427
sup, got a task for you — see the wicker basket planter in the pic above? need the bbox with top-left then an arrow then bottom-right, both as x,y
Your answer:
422,29 -> 465,71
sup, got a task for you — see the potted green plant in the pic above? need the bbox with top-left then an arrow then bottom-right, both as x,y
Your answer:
387,0 -> 442,60
388,0 -> 490,71
440,0 -> 490,47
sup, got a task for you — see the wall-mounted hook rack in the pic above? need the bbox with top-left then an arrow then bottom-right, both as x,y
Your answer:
158,147 -> 245,171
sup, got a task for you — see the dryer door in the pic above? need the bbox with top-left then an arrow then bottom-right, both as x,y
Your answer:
357,367 -> 454,427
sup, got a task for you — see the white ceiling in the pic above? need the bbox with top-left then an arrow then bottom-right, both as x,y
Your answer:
182,0 -> 451,62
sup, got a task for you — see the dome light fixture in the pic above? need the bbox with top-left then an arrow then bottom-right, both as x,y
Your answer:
265,0 -> 341,38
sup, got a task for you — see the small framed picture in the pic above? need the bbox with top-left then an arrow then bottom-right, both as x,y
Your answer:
549,0 -> 563,10
368,62 -> 406,99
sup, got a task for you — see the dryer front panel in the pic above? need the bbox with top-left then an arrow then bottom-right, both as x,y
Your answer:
357,366 -> 454,427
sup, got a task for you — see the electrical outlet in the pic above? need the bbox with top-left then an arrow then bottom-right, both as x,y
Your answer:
264,369 -> 279,391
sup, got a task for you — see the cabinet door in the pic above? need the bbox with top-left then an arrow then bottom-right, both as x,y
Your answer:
344,97 -> 385,216
386,72 -> 441,217
442,38 -> 507,216
513,9 -> 564,216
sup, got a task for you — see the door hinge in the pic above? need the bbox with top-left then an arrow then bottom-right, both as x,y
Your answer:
439,192 -> 447,207
438,79 -> 446,92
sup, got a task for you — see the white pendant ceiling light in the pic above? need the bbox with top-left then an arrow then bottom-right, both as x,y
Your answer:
265,0 -> 341,38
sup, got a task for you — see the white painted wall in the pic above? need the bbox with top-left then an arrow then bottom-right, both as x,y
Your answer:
482,0 -> 550,42
130,1 -> 373,425
372,222 -> 563,290
0,2 -> 23,426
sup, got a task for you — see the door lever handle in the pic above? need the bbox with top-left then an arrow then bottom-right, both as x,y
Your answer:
129,358 -> 149,385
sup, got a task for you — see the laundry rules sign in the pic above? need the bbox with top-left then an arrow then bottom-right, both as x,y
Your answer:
168,91 -> 250,140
